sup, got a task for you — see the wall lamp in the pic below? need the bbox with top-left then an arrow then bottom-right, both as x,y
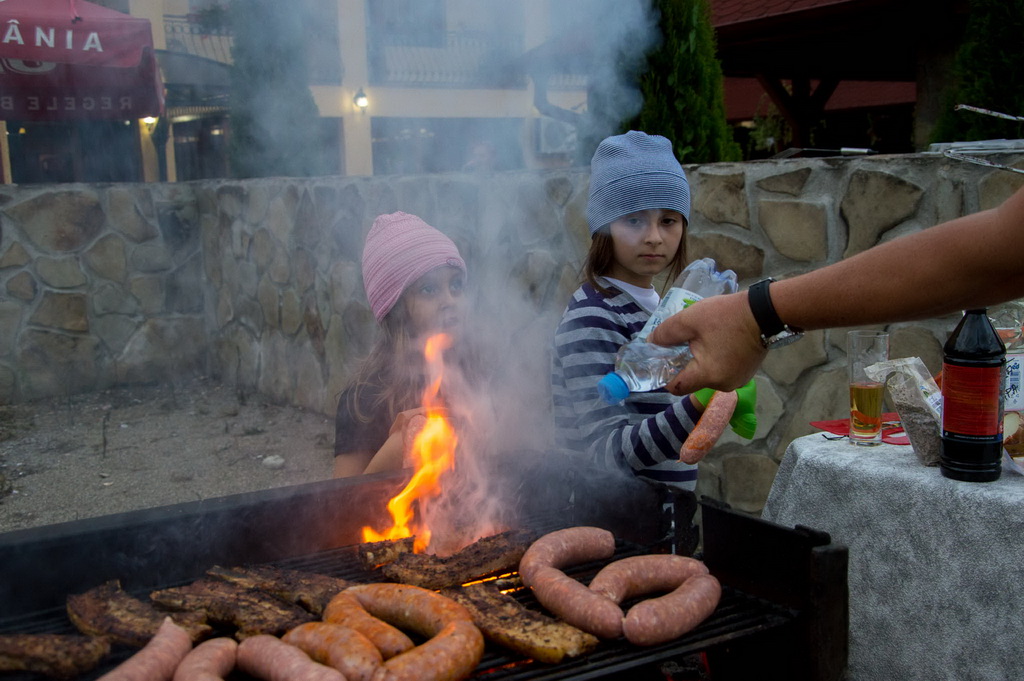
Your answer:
353,88 -> 369,111
141,116 -> 158,134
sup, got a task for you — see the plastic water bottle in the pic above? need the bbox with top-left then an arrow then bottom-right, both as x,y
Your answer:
597,259 -> 738,405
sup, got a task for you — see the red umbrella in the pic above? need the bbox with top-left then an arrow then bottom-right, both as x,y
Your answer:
0,0 -> 164,120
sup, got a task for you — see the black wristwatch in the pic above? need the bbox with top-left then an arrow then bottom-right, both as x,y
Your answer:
748,278 -> 804,349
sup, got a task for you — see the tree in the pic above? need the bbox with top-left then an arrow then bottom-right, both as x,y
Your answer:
626,0 -> 741,163
227,0 -> 329,178
930,0 -> 1024,144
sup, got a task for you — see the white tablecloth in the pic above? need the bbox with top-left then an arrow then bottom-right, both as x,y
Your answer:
762,434 -> 1024,681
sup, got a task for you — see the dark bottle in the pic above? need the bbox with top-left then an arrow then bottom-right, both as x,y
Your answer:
940,308 -> 1006,482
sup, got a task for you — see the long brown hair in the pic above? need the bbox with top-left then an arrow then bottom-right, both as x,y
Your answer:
583,226 -> 687,296
344,293 -> 484,426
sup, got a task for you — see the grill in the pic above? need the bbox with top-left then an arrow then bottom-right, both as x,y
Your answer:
0,460 -> 848,681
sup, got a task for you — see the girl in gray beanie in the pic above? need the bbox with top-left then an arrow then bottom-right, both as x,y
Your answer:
551,131 -> 703,494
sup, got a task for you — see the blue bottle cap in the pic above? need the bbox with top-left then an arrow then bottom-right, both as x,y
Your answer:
597,373 -> 629,405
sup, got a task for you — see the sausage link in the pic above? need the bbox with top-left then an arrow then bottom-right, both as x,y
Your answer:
529,566 -> 623,640
375,620 -> 484,681
322,591 -> 414,659
97,617 -> 193,681
680,390 -> 737,464
622,573 -> 722,646
282,622 -> 381,681
172,637 -> 237,681
236,635 -> 346,681
342,584 -> 472,638
588,555 -> 709,603
517,527 -> 615,587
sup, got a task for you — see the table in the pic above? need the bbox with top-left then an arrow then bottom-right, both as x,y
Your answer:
762,434 -> 1024,681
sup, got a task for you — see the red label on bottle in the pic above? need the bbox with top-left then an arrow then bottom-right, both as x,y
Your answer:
941,363 -> 1004,437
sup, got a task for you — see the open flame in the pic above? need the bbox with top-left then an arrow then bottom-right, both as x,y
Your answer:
362,333 -> 457,553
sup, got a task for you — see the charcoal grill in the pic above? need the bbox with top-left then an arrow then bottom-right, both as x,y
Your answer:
0,457 -> 848,681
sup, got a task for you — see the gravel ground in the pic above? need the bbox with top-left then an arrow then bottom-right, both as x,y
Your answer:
0,378 -> 336,534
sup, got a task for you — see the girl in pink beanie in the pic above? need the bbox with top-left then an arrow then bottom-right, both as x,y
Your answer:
333,212 -> 476,477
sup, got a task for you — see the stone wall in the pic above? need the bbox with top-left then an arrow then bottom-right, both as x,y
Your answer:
2,151 -> 1022,512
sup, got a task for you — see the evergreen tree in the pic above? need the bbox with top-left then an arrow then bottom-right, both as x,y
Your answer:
930,0 -> 1024,144
228,0 -> 329,178
627,0 -> 741,163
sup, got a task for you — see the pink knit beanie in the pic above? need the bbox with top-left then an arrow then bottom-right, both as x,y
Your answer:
362,212 -> 467,323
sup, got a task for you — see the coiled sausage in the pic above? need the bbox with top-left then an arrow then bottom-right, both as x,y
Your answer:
172,637 -> 237,681
517,527 -> 615,587
282,622 -> 381,681
622,573 -> 722,646
236,635 -> 346,681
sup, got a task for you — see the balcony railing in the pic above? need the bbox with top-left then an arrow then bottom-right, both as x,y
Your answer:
163,14 -> 234,65
369,30 -> 528,88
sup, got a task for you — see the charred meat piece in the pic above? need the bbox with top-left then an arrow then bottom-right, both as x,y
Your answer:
381,529 -> 536,590
67,580 -> 212,647
357,536 -> 415,569
441,582 -> 599,664
0,634 -> 110,679
150,578 -> 314,639
206,564 -> 352,616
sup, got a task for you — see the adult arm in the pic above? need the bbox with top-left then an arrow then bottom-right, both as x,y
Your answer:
650,185 -> 1024,395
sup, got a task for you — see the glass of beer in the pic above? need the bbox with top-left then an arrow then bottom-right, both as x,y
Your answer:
848,330 -> 889,445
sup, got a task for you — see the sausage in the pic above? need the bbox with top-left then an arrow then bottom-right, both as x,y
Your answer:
340,585 -> 483,681
517,526 -> 616,587
236,635 -> 346,681
528,566 -> 623,640
97,617 -> 193,681
322,591 -> 414,659
588,555 -> 709,603
622,573 -> 722,646
282,622 -> 381,681
342,584 -> 473,638
172,637 -> 237,681
680,390 -> 737,464
376,620 -> 483,681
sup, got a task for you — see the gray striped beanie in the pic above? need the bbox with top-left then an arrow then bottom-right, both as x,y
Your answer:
585,131 -> 690,235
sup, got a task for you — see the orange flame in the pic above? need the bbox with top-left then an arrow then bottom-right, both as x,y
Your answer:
362,333 -> 457,553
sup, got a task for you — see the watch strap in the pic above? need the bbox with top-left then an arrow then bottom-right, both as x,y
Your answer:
748,278 -> 800,342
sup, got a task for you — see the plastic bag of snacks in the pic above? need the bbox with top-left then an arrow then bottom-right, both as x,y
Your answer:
866,357 -> 942,466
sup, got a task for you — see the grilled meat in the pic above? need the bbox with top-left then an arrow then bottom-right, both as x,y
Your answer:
66,580 -> 212,647
441,582 -> 599,664
206,564 -> 352,616
0,634 -> 110,679
150,578 -> 314,639
357,536 -> 415,569
381,529 -> 536,589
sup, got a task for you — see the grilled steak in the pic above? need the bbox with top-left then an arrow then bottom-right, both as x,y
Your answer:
441,582 -> 599,664
206,564 -> 352,616
357,536 -> 415,569
0,634 -> 110,679
381,529 -> 536,589
150,578 -> 314,639
66,580 -> 212,647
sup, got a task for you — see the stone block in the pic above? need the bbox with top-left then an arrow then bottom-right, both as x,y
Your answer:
687,232 -> 764,281
694,171 -> 749,227
107,187 -> 158,242
84,234 -> 127,283
0,363 -> 14,402
757,168 -> 812,196
281,289 -> 303,335
759,200 -> 828,262
30,292 -> 88,331
721,454 -> 779,514
258,276 -> 280,330
889,325 -> 944,376
0,242 -> 29,269
116,317 -> 207,384
842,170 -> 923,257
166,256 -> 205,315
131,243 -> 173,273
92,282 -> 138,316
128,276 -> 164,315
36,257 -> 87,288
775,365 -> 848,459
763,330 -> 828,384
979,163 -> 1024,210
0,301 -> 23,352
8,190 -> 103,253
93,313 -> 139,355
7,271 -> 37,301
267,187 -> 299,243
18,330 -> 99,399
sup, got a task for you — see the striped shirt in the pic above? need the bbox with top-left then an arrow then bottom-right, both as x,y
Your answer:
551,279 -> 700,491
